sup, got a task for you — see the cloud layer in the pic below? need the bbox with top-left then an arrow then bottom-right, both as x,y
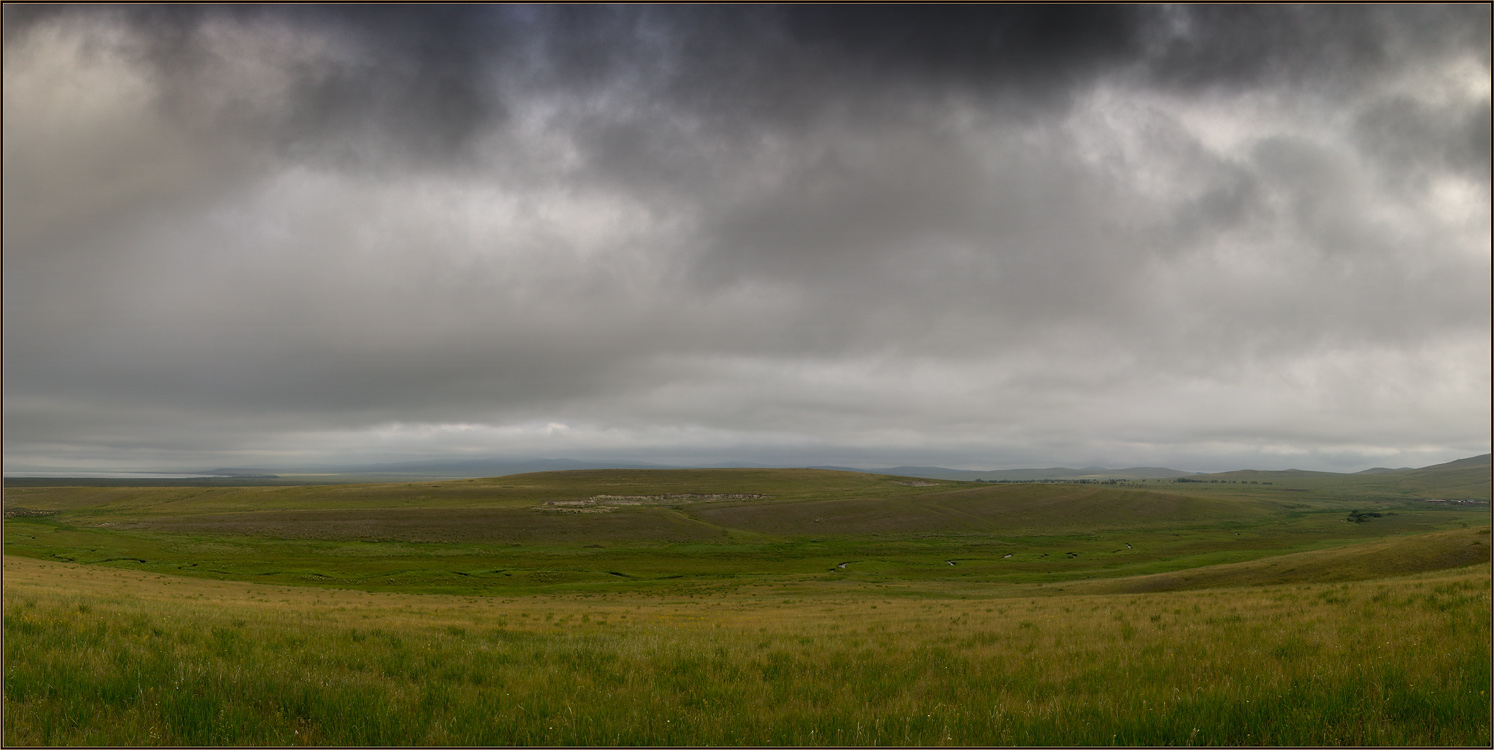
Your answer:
5,6 -> 1489,472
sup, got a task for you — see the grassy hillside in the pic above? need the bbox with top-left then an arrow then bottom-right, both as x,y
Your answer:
1065,526 -> 1491,594
692,482 -> 1269,535
4,467 -> 1490,745
5,469 -> 1487,597
3,469 -> 933,518
5,553 -> 1487,746
9,469 -> 1275,549
836,465 -> 1194,481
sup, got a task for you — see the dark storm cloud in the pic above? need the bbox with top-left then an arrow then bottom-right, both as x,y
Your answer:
6,3 -> 519,195
4,5 -> 1489,472
777,5 -> 1150,102
1145,5 -> 1490,91
12,4 -> 1477,178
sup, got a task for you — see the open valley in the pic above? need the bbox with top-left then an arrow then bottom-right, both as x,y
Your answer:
4,461 -> 1489,745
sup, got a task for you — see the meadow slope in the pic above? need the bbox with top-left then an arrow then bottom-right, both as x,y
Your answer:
4,554 -> 1488,746
3,466 -> 1490,745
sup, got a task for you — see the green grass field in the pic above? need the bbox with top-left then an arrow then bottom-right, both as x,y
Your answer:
4,462 -> 1490,745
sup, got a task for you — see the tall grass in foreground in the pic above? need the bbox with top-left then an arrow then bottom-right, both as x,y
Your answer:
4,556 -> 1488,746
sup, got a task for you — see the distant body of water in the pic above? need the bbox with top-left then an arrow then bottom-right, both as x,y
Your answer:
3,471 -> 221,479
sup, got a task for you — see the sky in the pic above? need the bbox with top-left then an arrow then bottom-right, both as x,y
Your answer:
4,5 -> 1490,474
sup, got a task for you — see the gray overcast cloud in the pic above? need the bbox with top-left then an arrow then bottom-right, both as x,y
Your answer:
4,5 -> 1489,473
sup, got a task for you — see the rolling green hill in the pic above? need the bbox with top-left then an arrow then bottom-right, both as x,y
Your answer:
5,468 -> 1276,543
4,467 -> 1488,598
691,482 -> 1267,536
1177,454 -> 1490,501
5,464 -> 1488,747
1065,526 -> 1491,594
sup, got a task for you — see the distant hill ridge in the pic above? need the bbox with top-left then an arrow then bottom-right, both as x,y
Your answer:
193,453 -> 1489,482
1421,454 -> 1492,470
1197,454 -> 1489,501
16,454 -> 1483,484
